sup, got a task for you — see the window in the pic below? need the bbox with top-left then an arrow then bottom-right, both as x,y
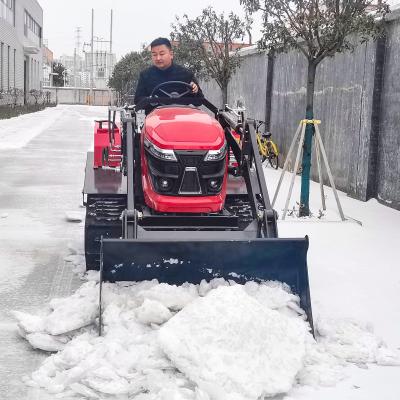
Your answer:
24,10 -> 42,47
97,67 -> 105,78
0,0 -> 14,26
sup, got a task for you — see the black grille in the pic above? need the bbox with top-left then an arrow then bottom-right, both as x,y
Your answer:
176,152 -> 205,167
145,149 -> 226,196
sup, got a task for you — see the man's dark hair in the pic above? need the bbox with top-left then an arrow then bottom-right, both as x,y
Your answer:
150,37 -> 172,50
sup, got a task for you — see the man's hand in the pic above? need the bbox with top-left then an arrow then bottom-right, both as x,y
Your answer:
190,82 -> 199,94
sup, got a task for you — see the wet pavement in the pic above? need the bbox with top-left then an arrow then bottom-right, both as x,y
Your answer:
0,105 -> 106,400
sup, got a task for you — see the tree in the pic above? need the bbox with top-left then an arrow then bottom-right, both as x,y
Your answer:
241,0 -> 389,216
108,49 -> 151,103
172,7 -> 249,105
52,62 -> 66,87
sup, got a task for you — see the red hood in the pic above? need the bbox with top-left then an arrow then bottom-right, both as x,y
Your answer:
144,107 -> 225,150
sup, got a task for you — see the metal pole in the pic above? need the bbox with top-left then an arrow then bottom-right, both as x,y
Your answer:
73,47 -> 77,87
90,8 -> 94,105
272,121 -> 302,207
110,9 -> 113,55
314,124 -> 346,221
282,123 -> 306,220
109,9 -> 113,105
315,134 -> 326,210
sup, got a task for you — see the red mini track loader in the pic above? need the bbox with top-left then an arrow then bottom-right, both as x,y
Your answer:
83,82 -> 313,332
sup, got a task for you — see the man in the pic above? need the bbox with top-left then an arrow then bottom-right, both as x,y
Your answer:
134,37 -> 203,113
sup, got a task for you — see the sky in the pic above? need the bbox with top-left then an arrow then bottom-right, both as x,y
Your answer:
37,0 -> 256,60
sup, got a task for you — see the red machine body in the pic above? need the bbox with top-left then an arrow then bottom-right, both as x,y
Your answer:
141,107 -> 228,213
93,121 -> 122,168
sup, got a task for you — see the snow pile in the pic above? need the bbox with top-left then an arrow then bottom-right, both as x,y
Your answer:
13,279 -> 311,398
13,282 -> 99,352
297,318 -> 400,388
315,318 -> 400,367
159,285 -> 308,399
13,279 -> 399,399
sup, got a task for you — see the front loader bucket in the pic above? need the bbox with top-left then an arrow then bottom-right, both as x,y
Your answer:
100,237 -> 313,331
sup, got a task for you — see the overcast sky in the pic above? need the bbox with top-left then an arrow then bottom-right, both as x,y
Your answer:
37,0 -> 256,59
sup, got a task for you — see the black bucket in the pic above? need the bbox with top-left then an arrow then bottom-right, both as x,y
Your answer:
100,237 -> 313,332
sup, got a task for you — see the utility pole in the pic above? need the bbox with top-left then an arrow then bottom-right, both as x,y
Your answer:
109,9 -> 113,105
110,9 -> 113,56
74,27 -> 82,87
90,8 -> 94,105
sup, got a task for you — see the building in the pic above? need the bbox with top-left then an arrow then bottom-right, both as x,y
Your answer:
0,0 -> 43,99
58,53 -> 88,87
55,50 -> 115,89
42,42 -> 53,86
84,50 -> 116,89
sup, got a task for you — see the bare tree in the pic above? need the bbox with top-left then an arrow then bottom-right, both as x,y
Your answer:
172,7 -> 249,105
241,0 -> 389,215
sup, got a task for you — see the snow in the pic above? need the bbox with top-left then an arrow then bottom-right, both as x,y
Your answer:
0,210 -> 52,292
12,276 -> 399,399
13,280 -> 311,398
0,106 -> 64,149
0,105 -> 399,399
159,285 -> 308,399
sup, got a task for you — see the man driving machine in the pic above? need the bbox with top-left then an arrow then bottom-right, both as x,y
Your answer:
134,37 -> 203,114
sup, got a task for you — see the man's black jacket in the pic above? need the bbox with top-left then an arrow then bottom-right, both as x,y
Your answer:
134,63 -> 203,114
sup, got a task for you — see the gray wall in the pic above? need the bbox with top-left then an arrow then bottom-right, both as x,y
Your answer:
376,18 -> 400,210
43,87 -> 116,106
201,12 -> 400,211
228,50 -> 269,122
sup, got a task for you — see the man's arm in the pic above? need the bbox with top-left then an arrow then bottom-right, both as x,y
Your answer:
189,73 -> 203,98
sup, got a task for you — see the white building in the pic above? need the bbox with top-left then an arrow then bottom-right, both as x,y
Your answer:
0,0 -> 42,98
85,50 -> 116,89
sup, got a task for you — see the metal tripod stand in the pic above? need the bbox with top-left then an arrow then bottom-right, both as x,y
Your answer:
272,119 -> 345,221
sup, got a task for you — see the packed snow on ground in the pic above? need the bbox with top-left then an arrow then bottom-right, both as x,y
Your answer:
0,104 -> 107,150
0,106 -> 65,150
13,272 -> 399,399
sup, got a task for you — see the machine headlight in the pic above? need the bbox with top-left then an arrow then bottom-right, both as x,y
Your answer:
204,142 -> 227,162
144,137 -> 177,162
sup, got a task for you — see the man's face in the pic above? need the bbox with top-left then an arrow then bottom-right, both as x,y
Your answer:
151,45 -> 173,70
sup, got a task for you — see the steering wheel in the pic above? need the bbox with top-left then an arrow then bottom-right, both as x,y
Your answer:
150,81 -> 194,99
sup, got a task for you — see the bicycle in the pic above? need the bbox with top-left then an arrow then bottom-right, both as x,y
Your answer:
254,120 -> 279,169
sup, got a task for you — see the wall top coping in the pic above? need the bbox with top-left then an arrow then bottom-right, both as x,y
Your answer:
234,7 -> 400,57
236,45 -> 266,57
386,6 -> 400,21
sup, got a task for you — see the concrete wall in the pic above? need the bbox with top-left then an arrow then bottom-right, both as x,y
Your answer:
269,39 -> 378,199
44,87 -> 116,106
228,50 -> 269,122
376,18 -> 400,210
200,12 -> 400,211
